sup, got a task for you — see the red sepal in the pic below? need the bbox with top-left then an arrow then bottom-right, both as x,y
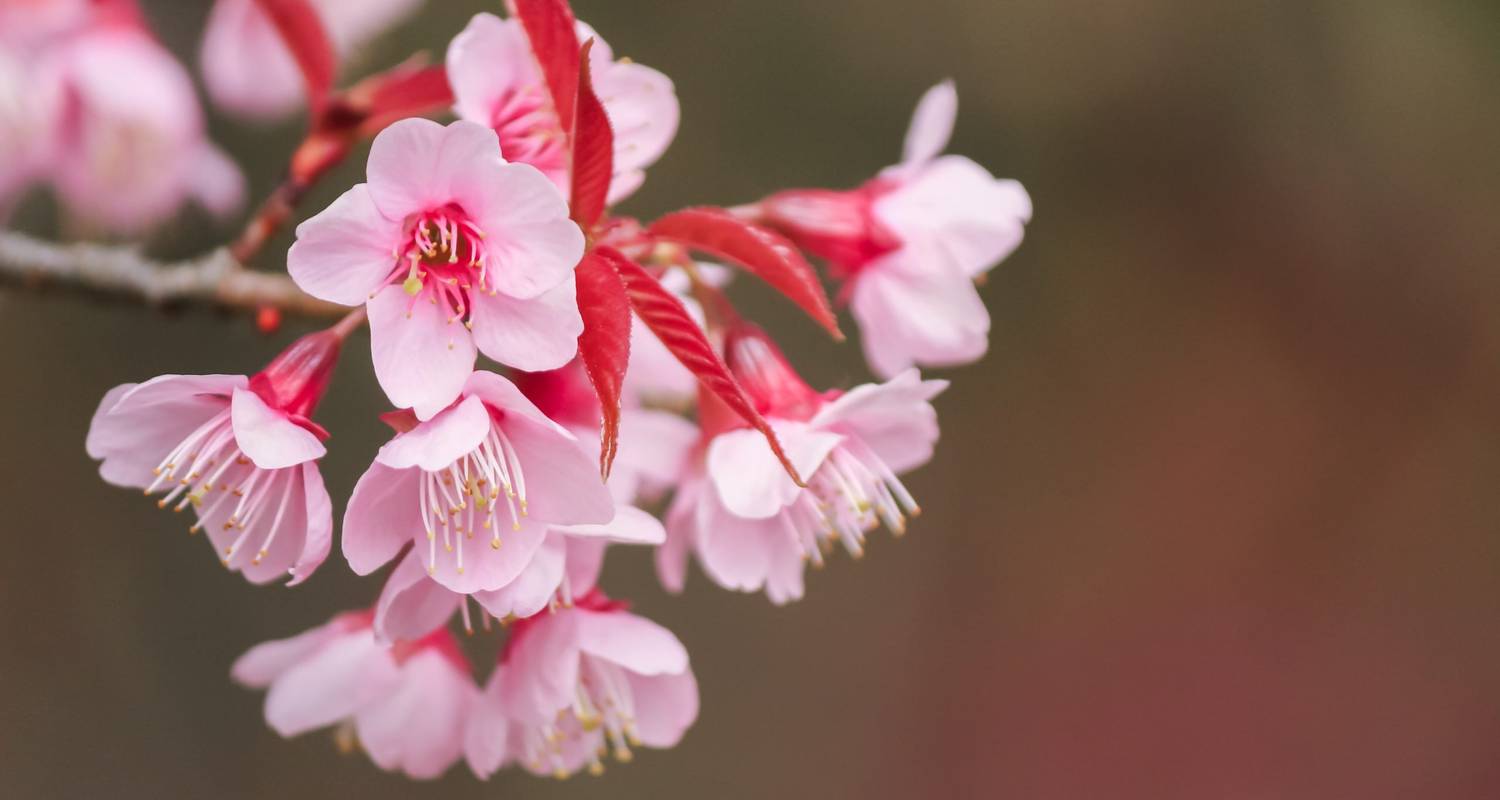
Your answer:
595,247 -> 805,485
569,39 -> 614,231
513,0 -> 580,133
574,250 -> 632,478
649,208 -> 843,339
250,0 -> 336,113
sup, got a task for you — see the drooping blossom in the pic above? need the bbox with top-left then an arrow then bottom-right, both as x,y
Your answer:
465,592 -> 698,779
232,610 -> 476,780
52,28 -> 244,233
200,0 -> 425,119
373,503 -> 664,643
342,371 -> 614,594
287,118 -> 585,418
657,326 -> 947,603
757,81 -> 1032,377
85,330 -> 342,585
446,11 -> 679,206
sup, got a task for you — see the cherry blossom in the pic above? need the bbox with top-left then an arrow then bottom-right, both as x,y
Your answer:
85,330 -> 342,585
287,118 -> 585,418
658,327 -> 947,603
759,81 -> 1032,377
200,0 -> 425,119
232,610 -> 476,780
342,371 -> 614,594
446,11 -> 679,206
465,593 -> 699,779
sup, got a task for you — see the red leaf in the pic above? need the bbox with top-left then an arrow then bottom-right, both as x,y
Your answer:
574,250 -> 632,478
251,0 -> 336,112
596,247 -> 805,485
570,40 -> 614,231
513,0 -> 580,133
649,208 -> 843,339
353,63 -> 455,136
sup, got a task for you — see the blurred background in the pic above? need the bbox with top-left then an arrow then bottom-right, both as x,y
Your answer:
6,0 -> 1500,797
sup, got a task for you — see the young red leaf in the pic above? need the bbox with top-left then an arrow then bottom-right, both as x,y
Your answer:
352,63 -> 455,137
649,208 -> 843,339
251,0 -> 336,113
570,39 -> 615,231
574,249 -> 632,478
513,0 -> 580,133
596,247 -> 805,485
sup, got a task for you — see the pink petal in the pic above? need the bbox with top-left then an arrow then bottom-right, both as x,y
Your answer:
498,612 -> 582,724
552,505 -> 664,545
470,164 -> 583,300
187,142 -> 245,219
625,669 -> 699,748
86,375 -> 241,488
287,184 -> 403,305
445,13 -> 536,136
706,422 -> 842,519
287,462 -> 333,586
573,610 -> 689,676
230,388 -> 325,469
465,667 -> 513,779
693,494 -> 788,594
462,370 -> 562,431
368,283 -> 477,421
230,620 -> 340,688
764,526 -> 807,605
655,478 -> 701,594
343,462 -> 423,576
614,409 -> 700,501
426,510 -> 549,595
374,551 -> 461,644
264,631 -> 401,736
901,80 -> 957,167
810,370 -> 948,474
595,61 -> 679,204
467,274 -> 582,372
850,253 -> 990,378
356,650 -> 473,779
472,536 -> 565,621
366,118 -> 504,221
199,0 -> 304,118
562,537 -> 606,595
501,412 -> 614,526
877,155 -> 1032,278
376,394 -> 490,472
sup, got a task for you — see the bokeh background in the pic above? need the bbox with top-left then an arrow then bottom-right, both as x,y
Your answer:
6,0 -> 1500,797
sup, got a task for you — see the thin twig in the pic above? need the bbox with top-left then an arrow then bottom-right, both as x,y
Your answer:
0,230 -> 343,317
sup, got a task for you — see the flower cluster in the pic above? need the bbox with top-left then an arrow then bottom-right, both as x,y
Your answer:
76,0 -> 1029,783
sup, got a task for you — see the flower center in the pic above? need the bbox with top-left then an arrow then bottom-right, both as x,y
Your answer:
489,87 -> 567,181
394,206 -> 493,321
789,436 -> 920,562
143,407 -> 293,566
417,417 -> 529,577
521,654 -> 642,779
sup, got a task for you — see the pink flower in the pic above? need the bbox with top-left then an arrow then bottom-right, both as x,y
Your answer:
657,327 -> 947,603
42,25 -> 245,234
232,611 -> 477,780
446,11 -> 679,206
200,0 -> 424,119
85,330 -> 341,585
464,593 -> 698,779
0,48 -> 62,215
373,504 -> 665,643
287,118 -> 585,418
342,371 -> 614,594
760,81 -> 1032,377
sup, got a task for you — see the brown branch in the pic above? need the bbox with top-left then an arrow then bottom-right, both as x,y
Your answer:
0,231 -> 344,317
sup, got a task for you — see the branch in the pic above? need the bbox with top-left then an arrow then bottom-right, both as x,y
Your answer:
0,231 -> 344,318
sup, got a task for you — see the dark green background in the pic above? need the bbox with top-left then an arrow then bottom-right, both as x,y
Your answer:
6,1 -> 1500,797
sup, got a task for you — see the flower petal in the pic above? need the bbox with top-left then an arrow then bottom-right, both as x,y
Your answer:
465,667 -> 513,779
552,504 -> 664,545
472,164 -> 583,300
625,669 -> 699,748
374,551 -> 461,644
810,370 -> 948,474
368,283 -> 477,420
264,631 -> 400,737
343,462 -> 423,576
231,388 -> 325,469
901,80 -> 957,167
366,118 -> 504,221
707,421 -> 841,519
376,394 -> 490,471
287,184 -> 402,305
472,536 -> 565,620
355,650 -> 473,779
86,375 -> 241,488
850,254 -> 990,378
467,274 -> 582,371
501,412 -> 614,526
230,620 -> 339,688
445,12 -> 536,128
573,610 -> 689,676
